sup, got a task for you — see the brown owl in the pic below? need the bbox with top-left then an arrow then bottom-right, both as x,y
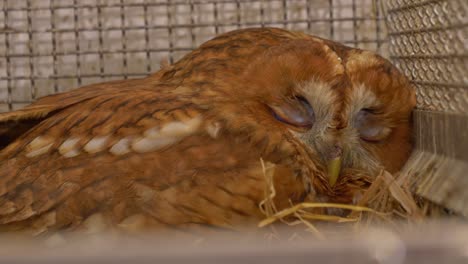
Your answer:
0,28 -> 415,236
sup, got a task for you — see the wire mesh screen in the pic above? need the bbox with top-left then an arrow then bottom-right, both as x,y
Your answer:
386,0 -> 467,114
0,0 -> 386,112
384,0 -> 468,215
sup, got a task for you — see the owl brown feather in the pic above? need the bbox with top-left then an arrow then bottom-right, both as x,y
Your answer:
0,28 -> 415,236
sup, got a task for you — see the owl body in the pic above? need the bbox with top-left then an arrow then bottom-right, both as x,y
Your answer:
0,28 -> 415,236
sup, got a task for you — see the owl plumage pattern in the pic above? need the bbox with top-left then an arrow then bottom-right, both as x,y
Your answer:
0,28 -> 415,235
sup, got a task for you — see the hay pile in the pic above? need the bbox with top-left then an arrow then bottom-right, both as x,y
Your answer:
257,159 -> 450,239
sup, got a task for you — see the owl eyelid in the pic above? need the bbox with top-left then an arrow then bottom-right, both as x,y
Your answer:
356,109 -> 391,143
269,95 -> 315,129
359,126 -> 392,143
361,107 -> 384,115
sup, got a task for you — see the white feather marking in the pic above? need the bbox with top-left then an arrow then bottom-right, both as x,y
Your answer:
28,136 -> 53,150
25,138 -> 53,158
206,122 -> 221,138
144,127 -> 160,139
160,116 -> 202,137
131,136 -> 178,153
26,147 -> 52,158
58,137 -> 81,158
63,149 -> 80,158
109,138 -> 132,155
84,136 -> 110,153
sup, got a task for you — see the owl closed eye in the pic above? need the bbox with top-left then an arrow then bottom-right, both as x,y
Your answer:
355,109 -> 392,142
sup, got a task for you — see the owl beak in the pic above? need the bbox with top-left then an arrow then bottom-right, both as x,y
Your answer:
327,145 -> 343,187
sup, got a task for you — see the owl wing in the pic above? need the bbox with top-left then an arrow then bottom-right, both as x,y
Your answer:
0,82 -> 306,235
0,78 -> 157,150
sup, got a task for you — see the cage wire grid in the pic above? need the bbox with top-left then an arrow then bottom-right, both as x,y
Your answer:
0,0 -> 386,112
385,0 -> 468,216
0,0 -> 467,214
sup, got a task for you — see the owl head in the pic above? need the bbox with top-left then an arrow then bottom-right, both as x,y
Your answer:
165,28 -> 416,202
223,36 -> 416,199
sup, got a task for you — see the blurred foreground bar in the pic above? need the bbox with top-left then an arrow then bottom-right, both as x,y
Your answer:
0,221 -> 466,264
